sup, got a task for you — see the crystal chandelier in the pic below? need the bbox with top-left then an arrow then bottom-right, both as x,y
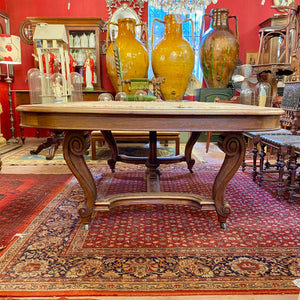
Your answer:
145,0 -> 218,14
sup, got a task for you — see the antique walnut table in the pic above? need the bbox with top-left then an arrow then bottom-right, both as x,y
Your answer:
17,101 -> 283,229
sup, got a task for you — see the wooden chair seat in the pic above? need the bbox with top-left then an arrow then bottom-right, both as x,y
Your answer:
91,131 -> 180,160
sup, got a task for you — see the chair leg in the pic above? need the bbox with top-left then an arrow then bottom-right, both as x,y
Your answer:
288,149 -> 297,203
276,146 -> 287,201
256,30 -> 265,65
257,143 -> 267,186
251,136 -> 260,181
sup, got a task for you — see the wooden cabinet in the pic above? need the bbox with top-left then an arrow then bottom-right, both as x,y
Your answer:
27,17 -> 105,91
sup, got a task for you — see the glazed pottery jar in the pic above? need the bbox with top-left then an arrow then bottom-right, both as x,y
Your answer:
151,14 -> 195,101
200,8 -> 239,88
106,18 -> 149,94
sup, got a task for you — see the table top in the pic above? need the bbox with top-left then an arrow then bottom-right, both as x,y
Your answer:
17,101 -> 284,133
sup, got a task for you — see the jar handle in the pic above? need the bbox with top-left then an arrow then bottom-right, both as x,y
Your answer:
151,18 -> 165,52
106,21 -> 118,50
136,22 -> 148,51
229,15 -> 239,39
200,13 -> 212,40
184,18 -> 195,51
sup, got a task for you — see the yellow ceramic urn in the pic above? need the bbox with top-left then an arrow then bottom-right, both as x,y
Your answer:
106,18 -> 149,94
151,14 -> 195,101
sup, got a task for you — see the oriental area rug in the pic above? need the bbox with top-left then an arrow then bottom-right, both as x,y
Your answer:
0,164 -> 299,297
0,173 -> 72,249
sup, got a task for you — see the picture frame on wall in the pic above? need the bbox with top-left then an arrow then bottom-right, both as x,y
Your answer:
19,19 -> 33,45
245,52 -> 258,65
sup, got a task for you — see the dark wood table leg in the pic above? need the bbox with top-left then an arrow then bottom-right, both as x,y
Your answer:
100,130 -> 119,173
30,130 -> 64,160
101,130 -> 149,172
185,131 -> 202,173
20,126 -> 25,144
213,133 -> 246,229
63,130 -> 96,228
101,131 -> 201,173
145,131 -> 161,192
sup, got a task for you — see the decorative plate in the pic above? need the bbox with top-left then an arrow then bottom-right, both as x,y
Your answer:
19,20 -> 33,45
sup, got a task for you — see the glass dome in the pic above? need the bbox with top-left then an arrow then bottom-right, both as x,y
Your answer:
27,68 -> 54,104
70,72 -> 83,102
240,87 -> 254,105
255,81 -> 272,107
98,93 -> 114,101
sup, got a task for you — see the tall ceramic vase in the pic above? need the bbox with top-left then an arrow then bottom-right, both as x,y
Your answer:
200,8 -> 239,88
151,14 -> 195,101
106,18 -> 149,94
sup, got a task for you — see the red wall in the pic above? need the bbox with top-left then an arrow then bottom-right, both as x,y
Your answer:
0,0 -> 279,139
0,1 -> 5,10
207,0 -> 276,63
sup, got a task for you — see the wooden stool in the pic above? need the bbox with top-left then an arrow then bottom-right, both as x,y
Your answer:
91,131 -> 180,160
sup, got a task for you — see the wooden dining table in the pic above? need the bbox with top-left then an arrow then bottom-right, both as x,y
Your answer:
17,101 -> 283,229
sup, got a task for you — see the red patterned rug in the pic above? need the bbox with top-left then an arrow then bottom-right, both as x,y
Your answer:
0,174 -> 72,249
0,164 -> 299,297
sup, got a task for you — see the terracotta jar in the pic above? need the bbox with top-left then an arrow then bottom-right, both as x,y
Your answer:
200,8 -> 239,88
151,14 -> 195,101
106,18 -> 149,94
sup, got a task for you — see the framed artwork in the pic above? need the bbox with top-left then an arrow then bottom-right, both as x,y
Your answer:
19,20 -> 33,45
245,52 -> 258,65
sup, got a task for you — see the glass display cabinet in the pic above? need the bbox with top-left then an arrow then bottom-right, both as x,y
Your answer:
27,17 -> 105,91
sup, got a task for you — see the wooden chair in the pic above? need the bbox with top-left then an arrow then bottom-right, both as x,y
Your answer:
253,1 -> 300,102
242,129 -> 292,181
256,1 -> 300,68
242,79 -> 300,180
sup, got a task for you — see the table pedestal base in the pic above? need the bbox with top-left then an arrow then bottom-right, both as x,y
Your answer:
63,130 -> 246,229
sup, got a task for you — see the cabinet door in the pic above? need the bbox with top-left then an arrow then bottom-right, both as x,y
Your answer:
68,27 -> 101,90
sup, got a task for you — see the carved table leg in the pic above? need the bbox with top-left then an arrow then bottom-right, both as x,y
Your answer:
213,133 -> 246,229
30,130 -> 65,160
185,131 -> 202,173
63,130 -> 96,226
100,130 -> 118,173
